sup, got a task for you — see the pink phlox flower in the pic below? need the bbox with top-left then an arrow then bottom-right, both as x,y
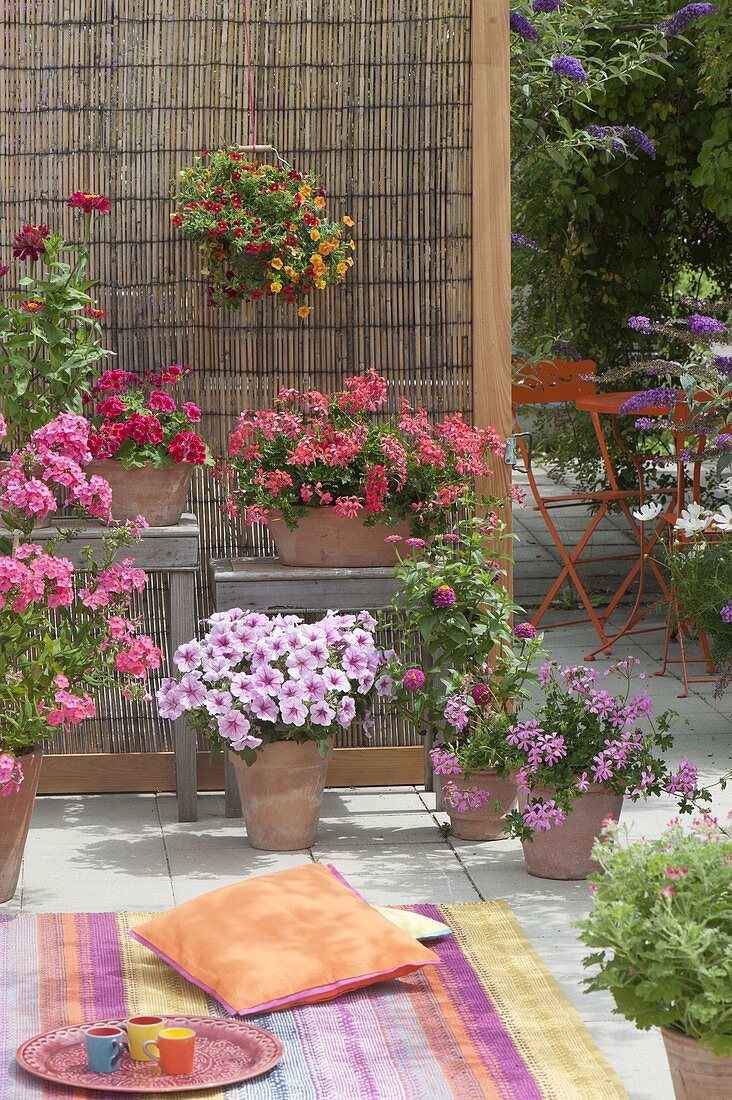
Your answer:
515,766 -> 534,794
590,754 -> 614,783
443,782 -> 491,813
444,694 -> 470,731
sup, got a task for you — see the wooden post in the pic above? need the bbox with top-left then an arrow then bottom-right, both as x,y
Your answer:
472,0 -> 513,591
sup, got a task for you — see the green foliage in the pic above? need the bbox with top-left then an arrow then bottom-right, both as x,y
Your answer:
669,538 -> 732,687
0,231 -> 110,447
577,817 -> 732,1056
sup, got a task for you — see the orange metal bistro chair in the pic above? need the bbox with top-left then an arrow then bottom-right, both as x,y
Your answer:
512,360 -> 642,651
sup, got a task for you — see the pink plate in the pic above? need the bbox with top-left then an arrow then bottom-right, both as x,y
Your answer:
17,1014 -> 284,1093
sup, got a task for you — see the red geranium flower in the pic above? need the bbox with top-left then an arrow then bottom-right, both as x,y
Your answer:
21,299 -> 44,313
147,390 -> 176,413
182,402 -> 202,423
67,191 -> 111,215
126,412 -> 164,446
96,396 -> 127,418
12,224 -> 49,261
168,430 -> 207,465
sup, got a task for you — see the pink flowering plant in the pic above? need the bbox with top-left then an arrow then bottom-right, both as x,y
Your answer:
227,371 -> 504,534
88,366 -> 211,469
382,510 -> 544,813
577,814 -> 732,1057
156,608 -> 384,763
505,659 -> 715,841
0,411 -> 113,539
0,192 -> 112,446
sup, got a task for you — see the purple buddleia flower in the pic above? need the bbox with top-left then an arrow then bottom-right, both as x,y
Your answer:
551,341 -> 583,361
624,127 -> 656,158
659,3 -> 716,37
721,600 -> 732,625
510,11 -> 540,41
627,315 -> 657,333
618,388 -> 678,415
685,313 -> 728,337
714,434 -> 732,452
552,54 -> 588,83
634,417 -> 656,430
714,356 -> 732,375
511,232 -> 541,251
587,124 -> 656,158
533,0 -> 563,10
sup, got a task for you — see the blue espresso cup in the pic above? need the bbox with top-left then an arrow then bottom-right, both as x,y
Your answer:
84,1025 -> 126,1073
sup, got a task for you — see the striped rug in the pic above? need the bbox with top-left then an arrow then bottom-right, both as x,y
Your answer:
1,901 -> 626,1099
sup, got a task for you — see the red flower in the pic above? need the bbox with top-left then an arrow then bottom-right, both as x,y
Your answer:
21,299 -> 44,313
183,402 -> 202,423
96,396 -> 127,418
0,265 -> 10,277
94,369 -> 137,394
168,430 -> 207,465
170,213 -> 183,227
67,191 -> 111,215
126,412 -> 164,446
147,390 -> 176,413
84,306 -> 106,319
12,224 -> 49,261
89,422 -> 127,459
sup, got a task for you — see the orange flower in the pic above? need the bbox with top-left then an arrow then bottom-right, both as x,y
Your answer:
300,185 -> 312,198
315,278 -> 327,289
318,241 -> 334,256
347,257 -> 354,266
298,305 -> 311,318
343,215 -> 354,227
309,229 -> 321,241
314,196 -> 326,210
269,282 -> 283,294
336,263 -> 347,275
270,257 -> 283,270
349,240 -> 356,250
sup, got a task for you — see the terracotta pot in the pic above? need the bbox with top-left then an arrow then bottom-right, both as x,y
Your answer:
0,748 -> 43,904
91,460 -> 193,527
446,770 -> 518,841
228,739 -> 333,851
268,509 -> 413,568
662,1028 -> 732,1100
520,784 -> 623,880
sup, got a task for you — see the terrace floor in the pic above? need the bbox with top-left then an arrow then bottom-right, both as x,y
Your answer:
9,612 -> 732,1100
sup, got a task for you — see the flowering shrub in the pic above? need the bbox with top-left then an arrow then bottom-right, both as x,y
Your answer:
0,412 -> 113,537
0,193 -> 111,446
0,521 -> 162,765
577,815 -> 732,1057
228,371 -> 504,533
382,510 -> 543,816
171,147 -> 355,314
156,608 -> 384,762
88,366 -> 211,468
505,659 -> 712,841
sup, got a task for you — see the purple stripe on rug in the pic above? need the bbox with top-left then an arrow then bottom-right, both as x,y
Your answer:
414,904 -> 543,1100
87,913 -> 128,1021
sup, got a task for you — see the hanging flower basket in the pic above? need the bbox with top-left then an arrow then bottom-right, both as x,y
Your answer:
171,145 -> 356,316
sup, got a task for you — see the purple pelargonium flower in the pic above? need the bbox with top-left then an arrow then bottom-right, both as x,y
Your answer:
522,798 -> 565,832
721,600 -> 732,625
403,667 -> 426,691
685,313 -> 728,337
551,55 -> 587,83
511,232 -> 540,251
618,388 -> 678,415
659,3 -> 716,37
510,11 -> 539,41
432,584 -> 457,608
665,757 -> 699,797
514,621 -> 538,640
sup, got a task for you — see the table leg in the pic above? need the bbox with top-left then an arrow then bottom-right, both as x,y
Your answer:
169,572 -> 197,822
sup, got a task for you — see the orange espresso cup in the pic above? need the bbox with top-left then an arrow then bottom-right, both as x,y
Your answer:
142,1027 -> 196,1075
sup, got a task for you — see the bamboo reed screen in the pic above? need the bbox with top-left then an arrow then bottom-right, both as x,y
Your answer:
1,0 -> 472,756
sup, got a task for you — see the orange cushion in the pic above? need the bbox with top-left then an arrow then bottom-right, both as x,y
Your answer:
129,864 -> 438,1015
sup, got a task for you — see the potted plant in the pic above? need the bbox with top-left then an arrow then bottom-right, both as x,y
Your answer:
383,508 -> 543,840
88,365 -> 212,526
666,505 -> 732,692
0,413 -> 162,902
577,816 -> 732,1099
171,146 -> 355,315
0,192 -> 111,450
227,371 -> 505,567
503,658 -> 712,879
157,608 -> 384,850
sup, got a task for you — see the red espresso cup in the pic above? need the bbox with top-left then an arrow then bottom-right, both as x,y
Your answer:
142,1027 -> 196,1074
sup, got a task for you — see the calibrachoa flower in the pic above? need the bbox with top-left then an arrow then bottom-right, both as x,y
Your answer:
89,368 -> 210,468
157,609 -> 383,758
551,55 -> 587,83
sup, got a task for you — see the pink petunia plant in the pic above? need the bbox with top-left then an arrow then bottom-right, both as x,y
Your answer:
156,608 -> 385,762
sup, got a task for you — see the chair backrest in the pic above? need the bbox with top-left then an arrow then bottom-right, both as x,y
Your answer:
512,359 -> 597,407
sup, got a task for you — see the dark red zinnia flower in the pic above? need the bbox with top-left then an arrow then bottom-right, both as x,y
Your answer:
12,224 -> 50,261
67,191 -> 111,215
21,299 -> 44,313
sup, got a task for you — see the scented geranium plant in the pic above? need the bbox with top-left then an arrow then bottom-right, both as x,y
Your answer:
381,508 -> 544,812
228,371 -> 504,534
88,365 -> 211,469
577,814 -> 732,1057
505,659 -> 713,841
0,191 -> 112,446
171,147 -> 355,315
157,608 -> 384,762
0,411 -> 113,539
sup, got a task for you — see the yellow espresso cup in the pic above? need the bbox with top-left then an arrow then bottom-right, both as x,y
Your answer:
125,1015 -> 165,1061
